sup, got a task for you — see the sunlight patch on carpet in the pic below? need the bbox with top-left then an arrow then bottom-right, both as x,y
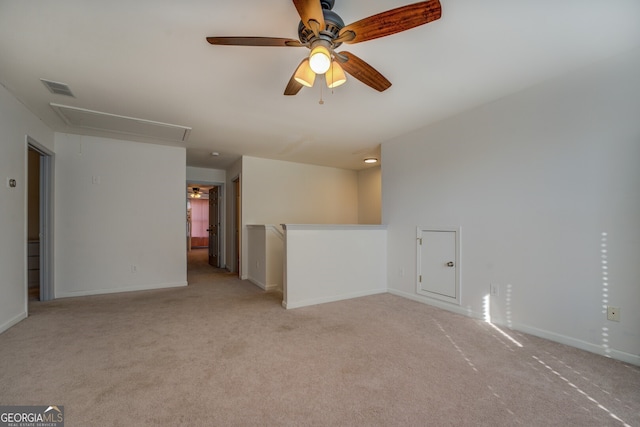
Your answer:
483,294 -> 524,348
533,355 -> 631,427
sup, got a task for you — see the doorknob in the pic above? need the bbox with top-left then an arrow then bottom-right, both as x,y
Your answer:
446,261 -> 455,267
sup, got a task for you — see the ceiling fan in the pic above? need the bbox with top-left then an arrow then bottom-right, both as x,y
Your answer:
206,0 -> 442,95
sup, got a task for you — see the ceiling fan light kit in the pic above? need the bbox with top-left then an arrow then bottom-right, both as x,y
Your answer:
294,59 -> 316,87
309,44 -> 332,74
190,187 -> 202,198
326,61 -> 347,88
206,0 -> 442,96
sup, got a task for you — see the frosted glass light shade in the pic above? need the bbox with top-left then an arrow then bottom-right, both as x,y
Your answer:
309,45 -> 331,74
294,59 -> 316,87
326,61 -> 347,88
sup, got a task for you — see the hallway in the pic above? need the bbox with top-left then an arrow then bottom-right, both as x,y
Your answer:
187,248 -> 236,283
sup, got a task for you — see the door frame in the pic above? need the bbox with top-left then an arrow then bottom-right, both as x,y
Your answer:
232,175 -> 241,277
208,186 -> 220,267
27,136 -> 55,302
186,181 -> 225,268
416,226 -> 461,305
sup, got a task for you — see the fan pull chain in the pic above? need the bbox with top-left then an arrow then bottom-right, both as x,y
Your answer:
329,62 -> 334,95
331,78 -> 335,95
319,82 -> 324,105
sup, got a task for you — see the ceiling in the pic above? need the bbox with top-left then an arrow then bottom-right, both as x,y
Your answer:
1,1 -> 639,171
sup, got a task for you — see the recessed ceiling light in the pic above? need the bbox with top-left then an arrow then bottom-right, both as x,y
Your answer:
364,158 -> 378,164
211,152 -> 220,156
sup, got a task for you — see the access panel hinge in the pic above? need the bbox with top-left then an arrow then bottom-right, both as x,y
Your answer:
419,275 -> 422,283
417,238 -> 422,245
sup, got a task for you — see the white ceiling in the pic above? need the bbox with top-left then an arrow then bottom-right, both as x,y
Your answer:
1,0 -> 639,171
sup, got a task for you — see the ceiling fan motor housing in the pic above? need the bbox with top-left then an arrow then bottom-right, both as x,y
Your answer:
298,8 -> 345,47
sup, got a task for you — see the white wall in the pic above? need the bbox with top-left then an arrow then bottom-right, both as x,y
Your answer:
240,156 -> 359,278
186,166 -> 225,184
246,225 -> 267,288
382,50 -> 640,364
265,226 -> 284,291
358,166 -> 382,224
0,84 -> 54,333
283,225 -> 387,309
242,156 -> 358,225
54,134 -> 187,297
246,225 -> 284,291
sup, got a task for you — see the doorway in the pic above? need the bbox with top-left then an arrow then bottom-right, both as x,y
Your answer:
187,182 -> 224,271
27,137 -> 54,302
27,148 -> 40,300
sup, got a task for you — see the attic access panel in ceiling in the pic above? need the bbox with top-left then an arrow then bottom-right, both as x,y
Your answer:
50,103 -> 191,143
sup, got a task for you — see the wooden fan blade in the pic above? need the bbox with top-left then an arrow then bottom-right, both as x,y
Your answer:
336,51 -> 391,92
339,0 -> 441,44
284,60 -> 306,96
292,0 -> 325,33
206,37 -> 303,47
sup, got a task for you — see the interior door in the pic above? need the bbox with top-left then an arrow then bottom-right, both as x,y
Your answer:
208,187 -> 219,267
417,228 -> 459,304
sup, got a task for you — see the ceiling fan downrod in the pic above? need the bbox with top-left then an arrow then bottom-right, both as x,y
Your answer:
297,0 -> 344,48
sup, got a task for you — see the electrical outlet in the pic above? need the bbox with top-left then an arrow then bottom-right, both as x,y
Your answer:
490,283 -> 499,296
607,306 -> 620,322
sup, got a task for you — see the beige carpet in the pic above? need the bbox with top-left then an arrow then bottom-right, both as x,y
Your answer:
1,249 -> 638,426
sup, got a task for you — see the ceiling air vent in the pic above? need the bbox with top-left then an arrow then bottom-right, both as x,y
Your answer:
40,79 -> 75,97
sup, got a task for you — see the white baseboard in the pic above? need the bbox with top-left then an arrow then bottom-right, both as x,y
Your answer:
284,288 -> 387,310
246,277 -> 281,292
388,288 -> 640,367
56,281 -> 188,299
247,277 -> 266,290
388,288 -> 484,319
0,311 -> 28,335
508,322 -> 640,366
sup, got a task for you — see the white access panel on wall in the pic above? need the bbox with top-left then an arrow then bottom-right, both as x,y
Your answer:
416,227 -> 460,305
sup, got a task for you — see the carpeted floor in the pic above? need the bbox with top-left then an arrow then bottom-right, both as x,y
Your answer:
0,249 -> 638,426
